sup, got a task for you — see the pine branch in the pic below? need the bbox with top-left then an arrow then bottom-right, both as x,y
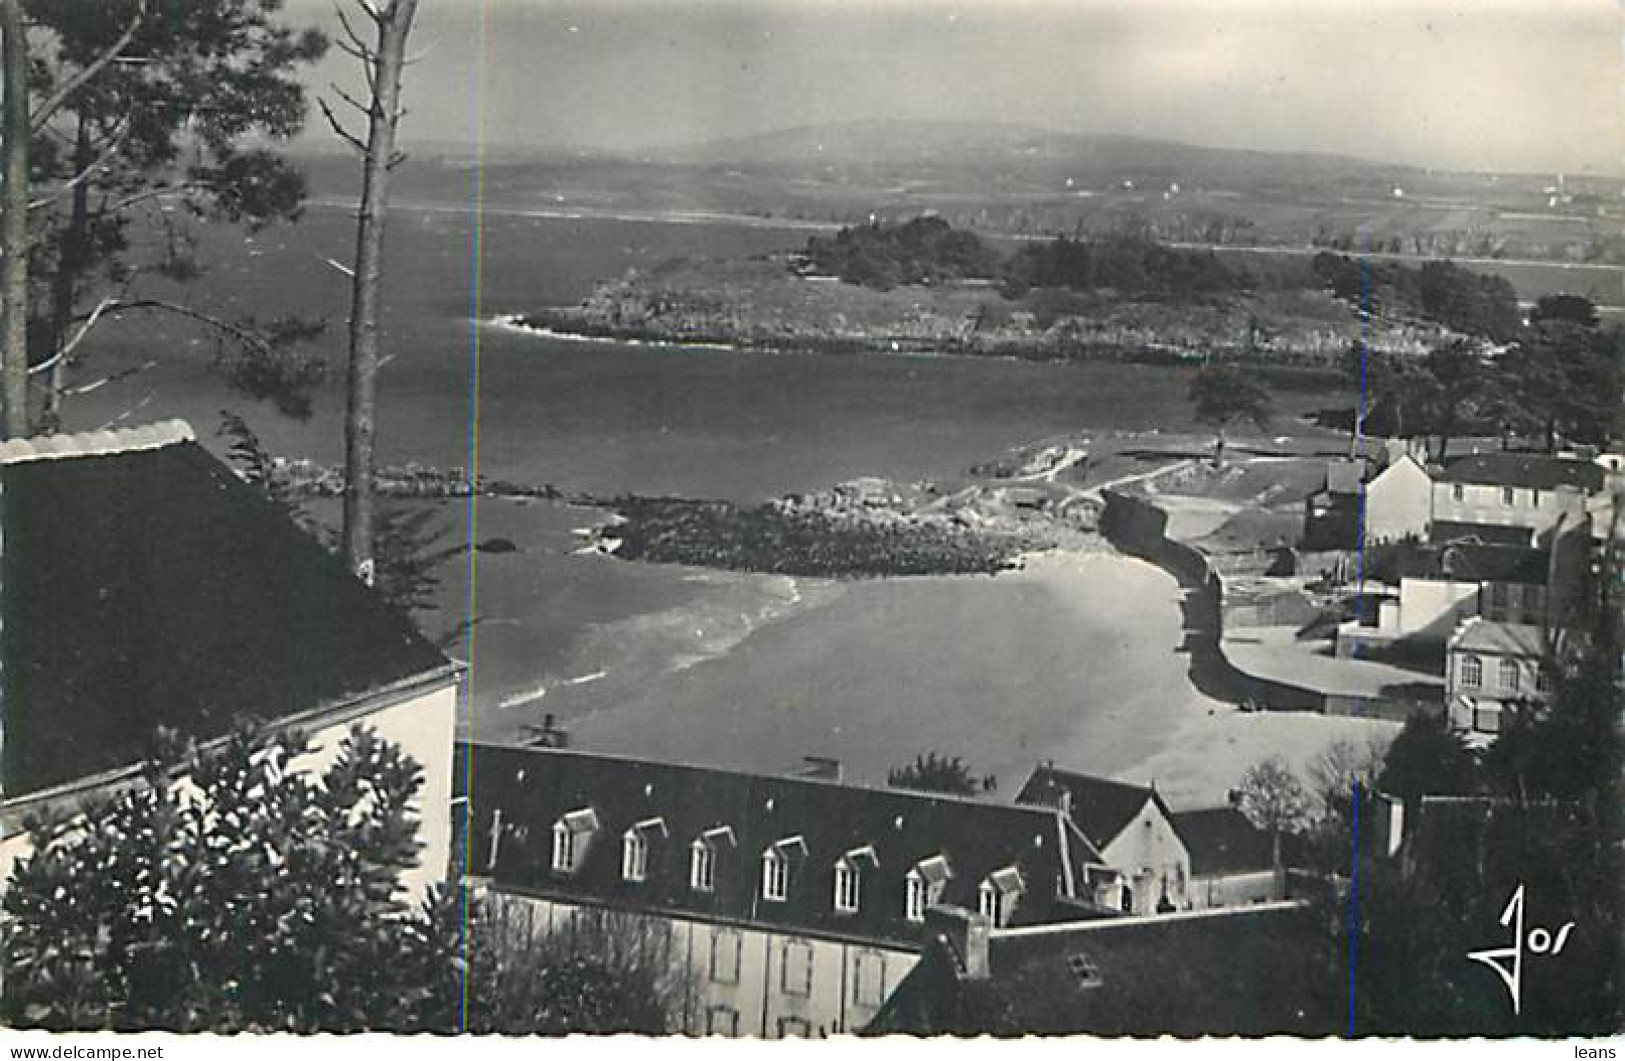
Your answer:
26,122 -> 130,210
30,0 -> 148,133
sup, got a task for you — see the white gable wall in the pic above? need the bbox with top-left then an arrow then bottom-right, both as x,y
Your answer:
1098,798 -> 1191,915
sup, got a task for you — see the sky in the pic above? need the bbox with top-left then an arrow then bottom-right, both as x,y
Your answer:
291,0 -> 1625,174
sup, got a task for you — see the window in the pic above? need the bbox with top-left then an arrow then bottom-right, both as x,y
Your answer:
550,808 -> 598,874
1499,658 -> 1521,692
1461,654 -> 1483,689
777,1017 -> 812,1038
980,868 -> 1023,927
1537,668 -> 1555,694
1487,582 -> 1510,615
551,822 -> 575,872
833,860 -> 860,914
709,929 -> 741,984
905,872 -> 927,923
1474,702 -> 1503,735
781,938 -> 814,997
853,950 -> 888,1008
1502,487 -> 1515,507
622,830 -> 647,882
1531,489 -> 1542,508
1065,952 -> 1103,990
762,849 -> 788,901
978,880 -> 1001,924
690,842 -> 716,892
1452,484 -> 1464,502
705,1004 -> 739,1036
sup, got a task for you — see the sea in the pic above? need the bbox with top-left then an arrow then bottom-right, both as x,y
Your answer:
57,201 -> 1571,794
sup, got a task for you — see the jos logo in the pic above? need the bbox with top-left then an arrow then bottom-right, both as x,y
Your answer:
1467,885 -> 1576,1015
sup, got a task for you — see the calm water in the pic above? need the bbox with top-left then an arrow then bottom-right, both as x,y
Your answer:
46,205 -> 1465,787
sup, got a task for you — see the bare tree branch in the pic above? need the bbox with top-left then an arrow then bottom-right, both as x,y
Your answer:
318,98 -> 368,155
101,180 -> 211,216
27,295 -> 120,376
95,390 -> 157,428
71,361 -> 157,398
26,121 -> 130,210
403,38 -> 439,65
332,3 -> 377,57
30,1 -> 147,133
328,81 -> 374,119
91,298 -> 282,360
319,255 -> 356,278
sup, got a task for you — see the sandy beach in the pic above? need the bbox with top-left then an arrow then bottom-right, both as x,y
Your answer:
529,547 -> 1398,806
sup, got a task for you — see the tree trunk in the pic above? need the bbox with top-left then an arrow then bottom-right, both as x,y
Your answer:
1270,827 -> 1284,899
41,118 -> 92,432
341,0 -> 418,584
1,0 -> 29,438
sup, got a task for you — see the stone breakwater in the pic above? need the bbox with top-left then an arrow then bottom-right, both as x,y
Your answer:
599,477 -> 1104,578
276,458 -> 1105,579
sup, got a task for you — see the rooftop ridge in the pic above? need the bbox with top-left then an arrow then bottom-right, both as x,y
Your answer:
460,740 -> 1063,816
0,419 -> 194,466
1034,763 -> 1154,796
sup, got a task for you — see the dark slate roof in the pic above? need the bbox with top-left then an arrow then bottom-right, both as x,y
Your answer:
1430,520 -> 1535,548
1438,452 -> 1604,491
1392,543 -> 1549,586
1014,766 -> 1169,851
461,743 -> 1106,950
1169,807 -> 1274,877
867,902 -> 1336,1037
1,423 -> 454,800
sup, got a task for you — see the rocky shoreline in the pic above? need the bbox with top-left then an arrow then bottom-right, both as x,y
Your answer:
278,454 -> 1105,579
505,249 -> 1448,377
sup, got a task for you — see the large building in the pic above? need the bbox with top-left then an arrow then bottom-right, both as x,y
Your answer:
461,742 -> 1120,1037
0,421 -> 462,897
1430,452 -> 1605,546
1309,446 -> 1617,551
461,744 -> 1297,1035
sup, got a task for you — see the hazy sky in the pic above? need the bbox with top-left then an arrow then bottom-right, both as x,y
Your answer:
293,0 -> 1625,174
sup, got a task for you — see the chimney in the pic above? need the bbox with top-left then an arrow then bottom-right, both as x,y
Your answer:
926,905 -> 991,981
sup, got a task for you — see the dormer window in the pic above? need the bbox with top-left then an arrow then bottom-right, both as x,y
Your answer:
691,842 -> 716,892
905,854 -> 952,923
690,825 -> 735,893
834,862 -> 859,913
551,807 -> 599,874
979,866 -> 1025,927
622,817 -> 667,883
760,836 -> 807,902
623,831 -> 648,881
834,845 -> 878,915
905,873 -> 927,922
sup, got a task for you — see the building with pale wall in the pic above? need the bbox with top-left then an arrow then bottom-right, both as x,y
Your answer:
1445,618 -> 1551,736
0,422 -> 462,898
1430,452 -> 1602,544
461,742 -> 1120,1037
1015,766 -> 1191,915
461,745 -> 1297,1035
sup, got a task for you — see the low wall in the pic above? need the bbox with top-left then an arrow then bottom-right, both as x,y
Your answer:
1099,489 -> 1323,712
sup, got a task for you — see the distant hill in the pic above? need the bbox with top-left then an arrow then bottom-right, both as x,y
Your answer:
656,118 -> 1410,177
